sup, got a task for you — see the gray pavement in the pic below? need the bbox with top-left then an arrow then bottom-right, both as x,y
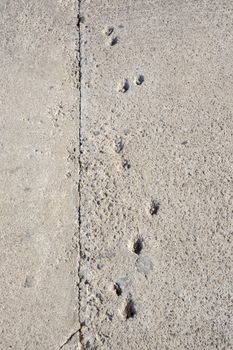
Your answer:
0,1 -> 79,349
1,1 -> 233,349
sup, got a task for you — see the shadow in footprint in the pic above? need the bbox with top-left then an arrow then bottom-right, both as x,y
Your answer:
118,79 -> 129,93
123,296 -> 136,320
135,74 -> 144,85
150,200 -> 160,215
133,237 -> 143,255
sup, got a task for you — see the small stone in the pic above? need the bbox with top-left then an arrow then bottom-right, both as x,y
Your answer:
136,255 -> 153,275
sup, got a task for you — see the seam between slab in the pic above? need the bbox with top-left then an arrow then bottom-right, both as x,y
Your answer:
77,0 -> 84,348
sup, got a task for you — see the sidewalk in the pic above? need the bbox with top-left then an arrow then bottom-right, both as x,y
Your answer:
0,1 -> 233,349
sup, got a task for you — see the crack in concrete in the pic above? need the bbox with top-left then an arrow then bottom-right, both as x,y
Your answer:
59,330 -> 79,349
76,0 -> 84,348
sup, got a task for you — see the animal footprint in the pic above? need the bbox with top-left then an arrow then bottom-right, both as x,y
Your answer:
114,282 -> 123,296
150,200 -> 160,215
114,137 -> 124,153
103,25 -> 118,46
122,296 -> 136,320
117,75 -> 144,92
132,237 -> 143,255
122,159 -> 131,169
104,26 -> 114,36
109,36 -> 118,46
134,74 -> 144,85
117,79 -> 129,93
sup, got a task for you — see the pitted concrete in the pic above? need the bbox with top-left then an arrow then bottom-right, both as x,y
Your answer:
1,1 -> 233,349
79,1 -> 233,349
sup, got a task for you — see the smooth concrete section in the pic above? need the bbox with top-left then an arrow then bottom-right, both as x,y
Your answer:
79,0 -> 233,349
0,1 -> 79,349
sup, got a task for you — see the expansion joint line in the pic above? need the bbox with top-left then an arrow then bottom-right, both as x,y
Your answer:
76,0 -> 83,348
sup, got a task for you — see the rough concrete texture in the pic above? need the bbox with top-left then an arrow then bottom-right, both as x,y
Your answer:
1,0 -> 233,349
79,1 -> 233,349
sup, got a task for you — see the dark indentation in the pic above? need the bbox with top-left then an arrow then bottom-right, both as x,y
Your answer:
135,74 -> 144,85
85,340 -> 91,349
106,311 -> 113,321
24,275 -> 34,288
79,16 -> 85,24
122,160 -> 130,169
24,187 -> 31,192
104,26 -> 114,36
115,137 -> 124,153
181,141 -> 188,145
150,200 -> 160,215
68,148 -> 76,161
109,36 -> 118,46
133,238 -> 143,255
124,297 -> 136,319
114,282 -> 122,296
118,79 -> 129,93
96,293 -> 103,303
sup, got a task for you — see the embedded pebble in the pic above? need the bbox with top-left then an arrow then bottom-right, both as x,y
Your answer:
135,255 -> 153,275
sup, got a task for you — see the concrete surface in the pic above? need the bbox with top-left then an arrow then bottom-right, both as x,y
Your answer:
1,0 -> 233,349
0,1 -> 80,349
79,1 -> 233,349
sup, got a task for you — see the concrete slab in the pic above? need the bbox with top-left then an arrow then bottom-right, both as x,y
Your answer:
1,0 -> 233,349
0,1 -> 80,349
79,0 -> 233,349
